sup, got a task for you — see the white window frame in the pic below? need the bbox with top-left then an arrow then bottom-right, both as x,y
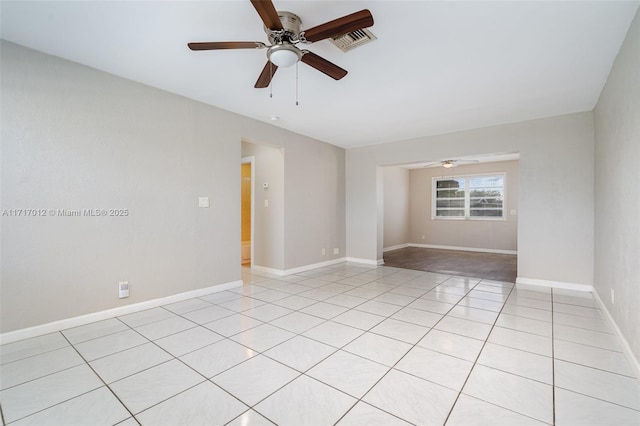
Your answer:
432,172 -> 506,221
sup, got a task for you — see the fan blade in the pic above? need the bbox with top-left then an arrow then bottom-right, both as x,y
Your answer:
302,9 -> 373,43
301,51 -> 347,80
255,61 -> 278,88
250,0 -> 283,31
188,41 -> 266,51
421,162 -> 441,168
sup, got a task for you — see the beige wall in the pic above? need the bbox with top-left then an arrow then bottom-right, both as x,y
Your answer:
409,160 -> 518,252
382,167 -> 410,249
282,132 -> 346,270
0,41 -> 345,332
347,112 -> 594,285
593,10 -> 640,360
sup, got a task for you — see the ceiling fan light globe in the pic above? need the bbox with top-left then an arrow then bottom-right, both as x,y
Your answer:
268,48 -> 300,67
442,162 -> 454,168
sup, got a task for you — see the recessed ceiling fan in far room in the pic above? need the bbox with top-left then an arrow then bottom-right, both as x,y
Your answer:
424,160 -> 481,169
187,0 -> 374,88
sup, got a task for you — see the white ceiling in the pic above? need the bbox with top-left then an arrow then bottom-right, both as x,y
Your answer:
402,153 -> 521,169
1,1 -> 638,149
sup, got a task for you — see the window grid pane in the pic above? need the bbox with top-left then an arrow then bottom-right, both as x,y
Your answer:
434,174 -> 505,220
469,176 -> 504,187
436,177 -> 466,217
436,209 -> 465,217
436,199 -> 466,208
437,191 -> 465,199
470,209 -> 503,217
436,179 -> 466,189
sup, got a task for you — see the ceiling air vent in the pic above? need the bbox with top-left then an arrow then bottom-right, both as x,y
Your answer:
329,28 -> 377,52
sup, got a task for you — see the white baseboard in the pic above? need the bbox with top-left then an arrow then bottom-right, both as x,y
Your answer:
250,264 -> 284,277
283,257 -> 347,275
252,257 -> 347,277
383,243 -> 409,252
592,289 -> 640,380
515,277 -> 593,292
0,280 -> 243,345
409,243 -> 517,255
345,257 -> 380,266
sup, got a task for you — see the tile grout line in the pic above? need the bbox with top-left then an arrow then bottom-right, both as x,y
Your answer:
551,387 -> 640,413
78,316 -> 197,423
224,268 -> 414,425
129,330 -> 295,425
0,348 -> 89,392
102,316 -> 258,424
332,275 -> 486,425
163,276 -> 368,425
0,343 -> 70,369
57,332 -> 138,425
2,332 -> 142,424
221,266 -> 414,423
163,269 -> 408,365
329,276 -> 448,425
441,278 -> 518,425
264,267 -> 446,425
221,271 -> 431,345
66,313 -> 240,424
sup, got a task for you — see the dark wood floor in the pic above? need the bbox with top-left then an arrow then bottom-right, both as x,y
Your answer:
383,246 -> 517,282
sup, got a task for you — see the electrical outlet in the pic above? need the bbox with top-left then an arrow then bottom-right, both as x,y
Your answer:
421,235 -> 425,240
611,288 -> 615,305
333,248 -> 339,255
321,248 -> 326,256
198,197 -> 210,208
119,281 -> 129,299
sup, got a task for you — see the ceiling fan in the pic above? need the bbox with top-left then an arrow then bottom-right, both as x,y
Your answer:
424,159 -> 481,169
187,0 -> 374,88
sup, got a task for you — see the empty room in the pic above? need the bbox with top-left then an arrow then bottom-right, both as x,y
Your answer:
1,1 -> 639,425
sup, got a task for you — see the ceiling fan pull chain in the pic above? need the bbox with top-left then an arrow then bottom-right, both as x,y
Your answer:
269,61 -> 273,98
295,62 -> 299,106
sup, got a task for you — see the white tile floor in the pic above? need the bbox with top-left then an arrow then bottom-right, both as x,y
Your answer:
1,263 -> 639,425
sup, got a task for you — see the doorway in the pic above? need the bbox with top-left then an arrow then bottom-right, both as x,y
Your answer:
241,157 -> 254,266
381,155 -> 519,282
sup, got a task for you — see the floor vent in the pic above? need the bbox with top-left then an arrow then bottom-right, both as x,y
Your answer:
330,28 -> 377,52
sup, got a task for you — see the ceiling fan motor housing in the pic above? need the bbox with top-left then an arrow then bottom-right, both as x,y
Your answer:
264,11 -> 302,44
